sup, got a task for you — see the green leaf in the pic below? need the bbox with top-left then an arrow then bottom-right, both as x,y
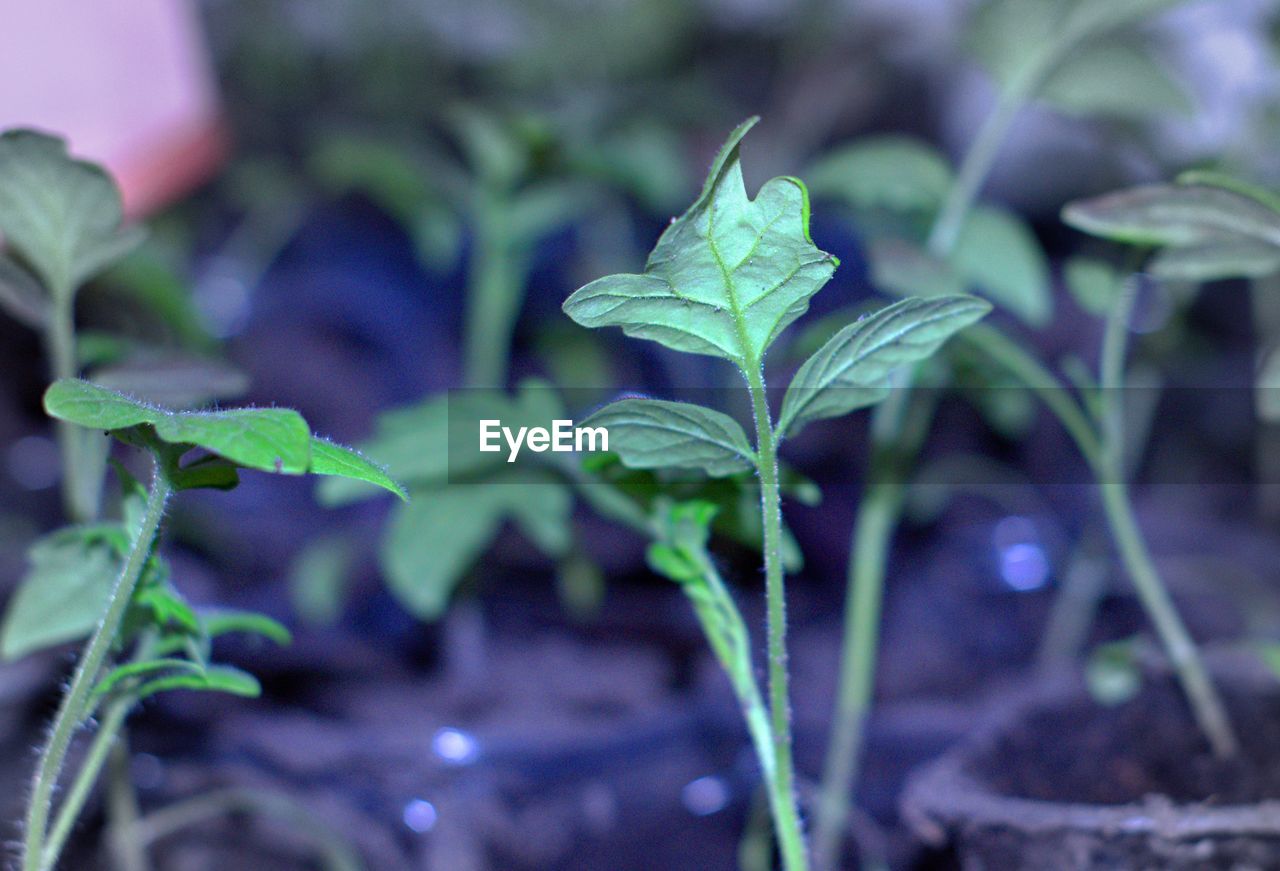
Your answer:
0,253 -> 49,328
0,527 -> 119,660
94,658 -> 204,698
130,664 -> 261,702
805,136 -> 954,214
1064,256 -> 1118,316
778,296 -> 992,439
582,399 -> 756,476
1062,184 -> 1280,248
1176,170 -> 1280,215
1040,41 -> 1188,119
201,608 -> 293,646
45,379 -> 403,494
563,117 -> 838,367
951,205 -> 1052,327
380,477 -> 573,620
310,437 -> 407,501
135,585 -> 200,633
288,534 -> 355,626
0,130 -> 144,297
866,238 -> 966,300
1149,238 -> 1280,282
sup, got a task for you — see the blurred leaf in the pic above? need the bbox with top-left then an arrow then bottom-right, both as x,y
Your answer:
201,608 -> 293,646
806,136 -> 954,214
1257,347 -> 1280,423
0,527 -> 119,660
1064,256 -> 1118,316
0,254 -> 49,328
564,117 -> 839,366
381,476 -> 572,620
1176,170 -> 1280,214
1150,238 -> 1280,282
129,664 -> 261,702
583,399 -> 755,476
1085,639 -> 1142,706
91,357 -> 249,409
778,296 -> 991,439
1041,41 -> 1188,119
1063,183 -> 1280,248
952,206 -> 1052,327
94,658 -> 204,698
0,130 -> 143,297
134,585 -> 200,634
867,238 -> 965,300
289,534 -> 356,626
101,246 -> 217,351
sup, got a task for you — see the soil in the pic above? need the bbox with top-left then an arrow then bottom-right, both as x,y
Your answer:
903,654 -> 1280,870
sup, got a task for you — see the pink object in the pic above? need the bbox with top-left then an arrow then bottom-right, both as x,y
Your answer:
0,0 -> 226,216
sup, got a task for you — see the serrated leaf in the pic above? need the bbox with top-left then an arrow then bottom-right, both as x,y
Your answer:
1040,41 -> 1188,119
583,399 -> 755,476
310,437 -> 407,501
563,117 -> 838,367
0,130 -> 144,297
0,253 -> 49,327
1062,184 -> 1280,248
0,528 -> 119,660
1064,257 -> 1118,316
951,205 -> 1052,326
778,296 -> 992,439
806,136 -> 954,214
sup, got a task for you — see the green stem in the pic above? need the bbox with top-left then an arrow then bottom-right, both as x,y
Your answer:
812,386 -> 927,871
1096,283 -> 1237,757
745,364 -> 807,871
24,463 -> 171,871
463,193 -> 521,388
107,732 -> 151,871
125,788 -> 362,871
45,294 -> 100,523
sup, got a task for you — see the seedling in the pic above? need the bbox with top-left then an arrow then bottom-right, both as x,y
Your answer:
800,1 -> 1203,864
562,117 -> 989,869
7,380 -> 403,871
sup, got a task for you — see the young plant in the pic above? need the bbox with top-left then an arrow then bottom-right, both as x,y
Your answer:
9,379 -> 403,871
561,117 -> 989,869
802,1 -> 1201,863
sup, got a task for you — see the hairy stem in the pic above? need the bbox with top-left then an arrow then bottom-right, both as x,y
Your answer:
24,464 -> 171,871
1097,282 -> 1237,757
745,364 -> 807,871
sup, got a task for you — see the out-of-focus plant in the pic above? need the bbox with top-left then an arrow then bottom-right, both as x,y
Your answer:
313,108 -> 692,623
801,1 -> 1207,865
562,117 -> 989,871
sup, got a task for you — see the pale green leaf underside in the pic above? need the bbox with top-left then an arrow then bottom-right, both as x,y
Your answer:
44,379 -> 404,497
0,529 -> 117,661
583,398 -> 756,476
563,117 -> 838,367
1040,40 -> 1188,119
1063,184 -> 1280,248
778,296 -> 992,439
0,129 -> 143,297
